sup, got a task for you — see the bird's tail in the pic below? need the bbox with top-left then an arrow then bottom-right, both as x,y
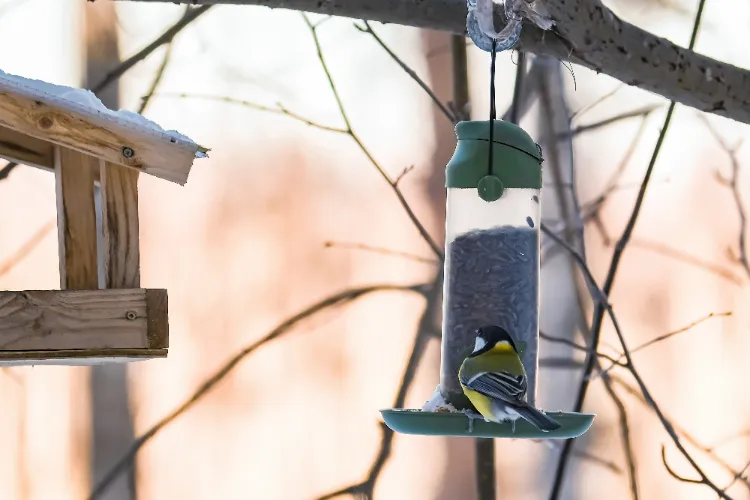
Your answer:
512,401 -> 561,432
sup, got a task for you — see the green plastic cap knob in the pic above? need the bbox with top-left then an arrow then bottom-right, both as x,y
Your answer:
446,120 -> 543,190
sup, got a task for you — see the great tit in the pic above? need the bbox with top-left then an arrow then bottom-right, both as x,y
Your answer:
458,325 -> 561,432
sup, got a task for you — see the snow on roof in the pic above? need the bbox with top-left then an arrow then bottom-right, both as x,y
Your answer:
0,68 -> 208,185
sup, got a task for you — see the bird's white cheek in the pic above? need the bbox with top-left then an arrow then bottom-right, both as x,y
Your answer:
474,337 -> 486,352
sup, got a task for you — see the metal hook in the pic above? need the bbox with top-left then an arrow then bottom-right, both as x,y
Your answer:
467,0 -> 554,53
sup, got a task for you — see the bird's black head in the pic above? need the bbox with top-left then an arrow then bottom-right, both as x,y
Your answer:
469,325 -> 518,357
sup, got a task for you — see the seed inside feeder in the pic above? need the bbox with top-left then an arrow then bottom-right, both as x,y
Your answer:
441,225 -> 539,409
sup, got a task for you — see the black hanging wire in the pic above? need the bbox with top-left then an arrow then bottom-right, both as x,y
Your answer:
487,38 -> 498,177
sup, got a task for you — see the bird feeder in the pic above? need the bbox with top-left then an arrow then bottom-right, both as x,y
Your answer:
0,70 -> 207,365
381,121 -> 594,438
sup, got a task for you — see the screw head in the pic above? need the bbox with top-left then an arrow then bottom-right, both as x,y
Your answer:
125,311 -> 137,321
122,147 -> 135,158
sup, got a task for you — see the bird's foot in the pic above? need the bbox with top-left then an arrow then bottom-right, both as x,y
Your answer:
462,409 -> 484,433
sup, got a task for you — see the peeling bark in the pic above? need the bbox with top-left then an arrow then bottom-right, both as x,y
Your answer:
120,0 -> 750,124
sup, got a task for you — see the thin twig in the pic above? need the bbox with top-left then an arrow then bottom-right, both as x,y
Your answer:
629,238 -> 743,285
606,302 -> 731,498
539,330 -> 625,367
661,445 -> 704,484
88,283 -> 427,500
612,375 -> 750,493
313,273 -> 442,500
570,83 -> 624,120
707,429 -> 750,452
698,115 -> 749,278
323,241 -> 437,264
595,311 -> 732,378
600,369 -> 640,499
562,106 -> 659,138
138,37 -> 176,114
582,115 -> 651,230
151,93 -> 349,134
92,6 -> 213,94
571,449 -> 623,474
302,15 -> 443,259
722,459 -> 750,493
356,21 -> 456,123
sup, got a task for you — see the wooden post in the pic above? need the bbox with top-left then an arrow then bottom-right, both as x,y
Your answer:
100,160 -> 169,350
55,146 -> 100,290
100,161 -> 140,289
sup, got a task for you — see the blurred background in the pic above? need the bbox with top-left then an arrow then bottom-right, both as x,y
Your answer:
0,0 -> 749,499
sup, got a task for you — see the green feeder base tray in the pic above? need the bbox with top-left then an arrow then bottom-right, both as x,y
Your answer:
381,409 -> 595,439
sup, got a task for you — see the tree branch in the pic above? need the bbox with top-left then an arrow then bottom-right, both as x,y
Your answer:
92,6 -> 214,94
118,0 -> 750,125
88,283 -> 427,500
302,14 -> 443,259
356,21 -> 456,124
612,375 -> 750,493
699,115 -> 749,279
313,272 -> 442,500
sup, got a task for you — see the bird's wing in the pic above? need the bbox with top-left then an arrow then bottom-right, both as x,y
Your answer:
460,370 -> 527,402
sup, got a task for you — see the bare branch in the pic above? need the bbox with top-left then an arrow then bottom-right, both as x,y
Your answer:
539,330 -> 625,368
612,375 -> 750,493
92,6 -> 214,94
661,445 -> 704,484
323,241 -> 437,265
394,165 -> 415,186
722,459 -> 750,493
138,36 -> 177,114
629,239 -> 743,285
356,21 -> 455,124
88,283 -> 427,500
598,369 -> 640,500
151,93 -> 349,133
595,311 -> 732,379
563,106 -> 659,138
707,429 -> 750,453
605,307 -> 732,498
118,0 -> 750,124
699,115 -> 749,278
301,15 -> 443,259
571,449 -> 623,475
313,273 -> 442,500
582,115 -> 651,227
570,83 -> 624,120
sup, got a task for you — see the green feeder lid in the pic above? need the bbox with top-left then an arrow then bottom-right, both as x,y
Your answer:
446,120 -> 543,197
380,409 -> 595,439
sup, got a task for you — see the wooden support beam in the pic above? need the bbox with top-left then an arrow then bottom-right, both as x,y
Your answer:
0,124 -> 54,170
55,147 -> 99,290
100,161 -> 140,289
0,289 -> 168,352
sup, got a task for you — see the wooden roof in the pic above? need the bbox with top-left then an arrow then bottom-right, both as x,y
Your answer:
0,70 -> 207,185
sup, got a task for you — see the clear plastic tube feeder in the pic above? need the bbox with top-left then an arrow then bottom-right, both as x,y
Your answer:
381,121 -> 595,439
